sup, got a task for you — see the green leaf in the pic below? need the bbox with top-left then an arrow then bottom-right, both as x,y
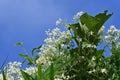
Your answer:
35,55 -> 40,61
19,54 -> 27,57
95,10 -> 113,33
37,64 -> 43,80
43,55 -> 64,78
80,10 -> 113,33
95,49 -> 105,57
15,42 -> 23,46
26,56 -> 35,65
32,48 -> 38,56
55,57 -> 75,71
44,52 -> 72,78
82,41 -> 89,48
2,71 -> 7,80
20,70 -> 33,80
50,63 -> 54,80
80,13 -> 99,32
0,55 -> 9,70
32,45 -> 41,56
70,23 -> 80,36
19,54 -> 35,65
70,22 -> 89,41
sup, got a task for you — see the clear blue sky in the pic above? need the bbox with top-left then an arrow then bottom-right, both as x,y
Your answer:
0,0 -> 120,65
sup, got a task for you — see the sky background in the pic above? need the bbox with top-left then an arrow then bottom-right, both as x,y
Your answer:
0,0 -> 120,65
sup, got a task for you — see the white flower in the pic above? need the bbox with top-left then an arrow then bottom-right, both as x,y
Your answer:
99,26 -> 105,34
25,66 -> 37,75
92,56 -> 96,61
81,56 -> 85,59
54,73 -> 70,80
73,11 -> 84,22
88,69 -> 96,74
101,68 -> 107,73
93,69 -> 96,72
82,42 -> 97,49
56,18 -> 68,26
56,18 -> 63,26
87,44 -> 96,48
88,71 -> 92,74
110,25 -> 117,30
90,31 -> 94,35
116,42 -> 120,51
88,61 -> 96,67
0,74 -> 3,80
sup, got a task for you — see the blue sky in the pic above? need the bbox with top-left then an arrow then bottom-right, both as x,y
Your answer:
0,0 -> 120,65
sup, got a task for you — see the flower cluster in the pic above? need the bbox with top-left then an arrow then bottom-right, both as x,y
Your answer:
3,61 -> 23,80
24,66 -> 37,75
88,56 -> 107,75
36,27 -> 72,67
82,41 -> 96,49
54,73 -> 70,80
105,25 -> 120,51
0,61 -> 38,80
88,68 -> 107,74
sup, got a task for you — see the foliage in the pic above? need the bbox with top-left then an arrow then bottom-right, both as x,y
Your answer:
63,10 -> 113,80
1,10 -> 120,80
